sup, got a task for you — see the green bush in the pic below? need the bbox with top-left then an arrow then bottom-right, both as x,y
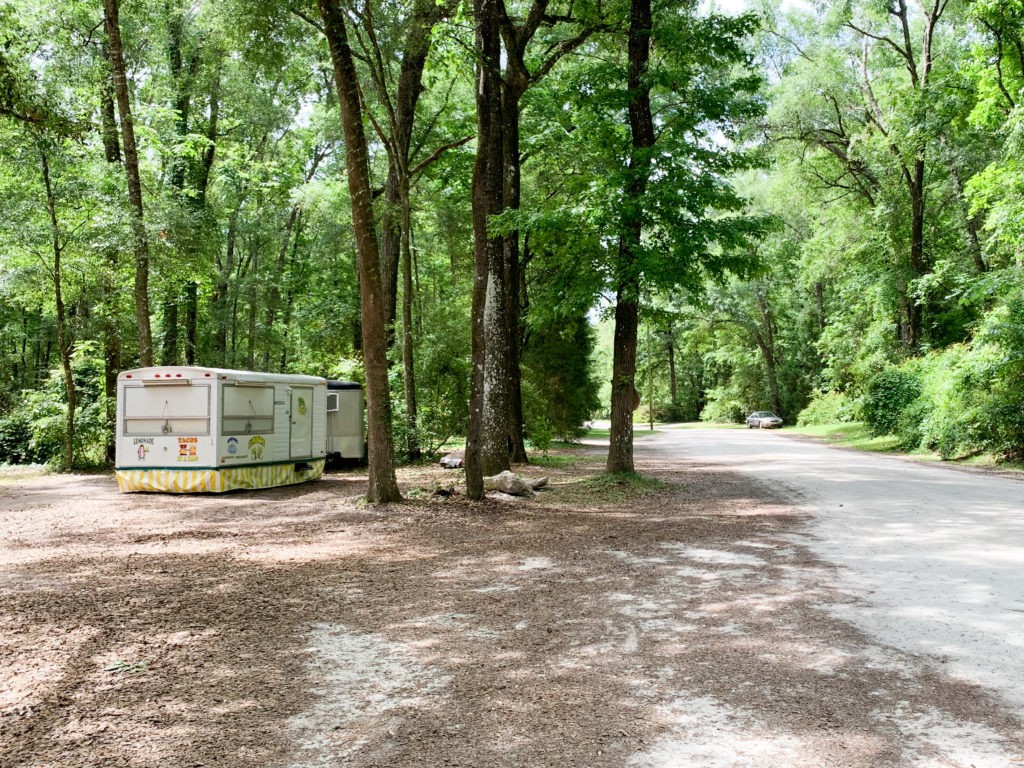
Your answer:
522,314 -> 601,441
0,406 -> 44,464
796,390 -> 858,426
656,401 -> 701,422
864,298 -> 1024,461
967,298 -> 1024,459
913,345 -> 978,459
699,390 -> 746,423
862,367 -> 922,437
525,415 -> 554,453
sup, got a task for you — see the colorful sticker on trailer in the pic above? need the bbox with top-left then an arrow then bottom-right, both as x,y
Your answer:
177,437 -> 199,462
248,435 -> 266,460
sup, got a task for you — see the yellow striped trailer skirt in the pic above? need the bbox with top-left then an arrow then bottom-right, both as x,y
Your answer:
115,460 -> 326,493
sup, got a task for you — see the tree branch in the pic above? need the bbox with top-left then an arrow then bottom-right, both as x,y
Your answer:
410,134 -> 474,177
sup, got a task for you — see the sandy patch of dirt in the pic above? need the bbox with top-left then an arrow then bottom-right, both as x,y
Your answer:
1,447 -> 1022,767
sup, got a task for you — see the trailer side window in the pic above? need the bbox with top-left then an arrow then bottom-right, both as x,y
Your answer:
123,383 -> 211,436
222,384 -> 274,435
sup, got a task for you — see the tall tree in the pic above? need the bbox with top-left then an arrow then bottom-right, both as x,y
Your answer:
498,0 -> 606,464
40,149 -> 76,470
466,0 -> 506,497
104,0 -> 153,367
845,0 -> 949,351
607,0 -> 654,473
317,0 -> 401,503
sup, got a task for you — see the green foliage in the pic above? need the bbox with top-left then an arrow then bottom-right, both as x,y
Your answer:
699,388 -> 747,423
525,416 -> 554,454
970,297 -> 1024,458
0,344 -> 108,469
911,298 -> 1024,460
4,0 -> 1024,473
522,314 -> 601,442
797,391 -> 859,426
411,301 -> 472,457
862,367 -> 923,438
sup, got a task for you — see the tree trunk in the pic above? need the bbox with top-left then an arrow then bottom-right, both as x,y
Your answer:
666,335 -> 677,405
184,281 -> 197,365
401,176 -> 421,461
212,207 -> 238,366
99,68 -> 121,462
318,0 -> 401,503
906,157 -> 926,351
814,281 -> 825,333
756,289 -> 783,418
41,152 -> 76,471
265,205 -> 300,371
104,0 -> 153,366
502,88 -> 528,464
607,0 -> 654,474
608,284 -> 639,473
946,157 -> 986,273
159,295 -> 179,365
468,0 -> 507,499
246,249 -> 257,370
377,0 -> 440,332
280,212 -> 303,371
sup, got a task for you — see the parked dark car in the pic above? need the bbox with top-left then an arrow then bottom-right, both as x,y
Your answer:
746,411 -> 783,429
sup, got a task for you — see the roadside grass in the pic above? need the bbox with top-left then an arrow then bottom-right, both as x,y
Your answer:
0,464 -> 50,485
583,427 -> 658,439
783,422 -> 902,452
784,422 -> 1024,473
956,454 -> 1024,472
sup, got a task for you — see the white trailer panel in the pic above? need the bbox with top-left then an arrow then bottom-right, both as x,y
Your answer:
115,367 -> 327,493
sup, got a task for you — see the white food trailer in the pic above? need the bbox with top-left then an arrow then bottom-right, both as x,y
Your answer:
115,367 -> 330,493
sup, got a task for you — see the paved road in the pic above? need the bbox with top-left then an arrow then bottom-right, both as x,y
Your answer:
639,427 -> 1024,712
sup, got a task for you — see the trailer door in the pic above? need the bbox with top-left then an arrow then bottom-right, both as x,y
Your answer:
289,386 -> 313,458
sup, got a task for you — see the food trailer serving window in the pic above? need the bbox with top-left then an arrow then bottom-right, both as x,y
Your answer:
123,383 -> 211,436
222,383 -> 274,434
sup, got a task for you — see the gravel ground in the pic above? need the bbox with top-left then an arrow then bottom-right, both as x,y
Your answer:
1,440 -> 1022,768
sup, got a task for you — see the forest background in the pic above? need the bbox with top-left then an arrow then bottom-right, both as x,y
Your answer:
2,0 -> 1024,493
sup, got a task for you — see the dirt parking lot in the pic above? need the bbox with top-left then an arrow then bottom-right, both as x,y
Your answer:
1,442 -> 1022,768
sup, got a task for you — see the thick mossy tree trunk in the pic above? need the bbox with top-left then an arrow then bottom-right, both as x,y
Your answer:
318,0 -> 401,504
607,0 -> 654,474
104,0 -> 153,367
467,0 -> 505,499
